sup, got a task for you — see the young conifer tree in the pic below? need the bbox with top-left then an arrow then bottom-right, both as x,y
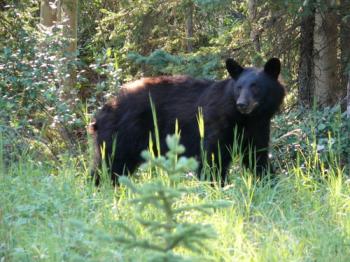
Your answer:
117,132 -> 229,261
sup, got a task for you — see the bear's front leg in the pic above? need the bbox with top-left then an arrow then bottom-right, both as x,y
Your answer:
242,119 -> 271,178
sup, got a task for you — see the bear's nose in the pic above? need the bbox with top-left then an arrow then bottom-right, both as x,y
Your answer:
237,102 -> 248,111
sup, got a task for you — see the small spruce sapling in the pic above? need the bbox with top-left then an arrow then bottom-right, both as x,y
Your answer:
118,133 -> 228,261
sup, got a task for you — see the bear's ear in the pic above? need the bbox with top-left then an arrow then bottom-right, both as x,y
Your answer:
226,58 -> 243,80
264,58 -> 281,80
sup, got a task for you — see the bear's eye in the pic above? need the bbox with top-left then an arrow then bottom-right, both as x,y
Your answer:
251,84 -> 259,95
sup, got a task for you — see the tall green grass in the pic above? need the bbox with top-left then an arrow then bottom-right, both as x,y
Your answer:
1,110 -> 350,261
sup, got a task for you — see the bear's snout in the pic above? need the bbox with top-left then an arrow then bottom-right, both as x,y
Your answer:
236,89 -> 257,114
237,101 -> 249,113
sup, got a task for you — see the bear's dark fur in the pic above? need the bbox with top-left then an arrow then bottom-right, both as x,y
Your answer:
90,58 -> 285,186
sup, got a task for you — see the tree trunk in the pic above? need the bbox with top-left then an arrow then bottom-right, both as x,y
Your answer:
298,6 -> 315,107
57,0 -> 78,106
340,0 -> 350,98
186,1 -> 194,52
347,75 -> 350,170
40,0 -> 57,27
313,2 -> 339,106
248,0 -> 261,63
347,75 -> 350,117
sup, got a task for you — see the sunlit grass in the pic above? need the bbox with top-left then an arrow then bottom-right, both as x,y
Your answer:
1,134 -> 349,261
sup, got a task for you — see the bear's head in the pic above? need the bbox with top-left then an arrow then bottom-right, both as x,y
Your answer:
226,58 -> 285,116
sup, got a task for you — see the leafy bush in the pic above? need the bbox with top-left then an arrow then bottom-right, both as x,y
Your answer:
272,106 -> 349,175
0,4 -> 91,166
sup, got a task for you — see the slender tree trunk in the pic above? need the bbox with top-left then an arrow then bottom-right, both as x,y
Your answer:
57,0 -> 78,106
40,0 -> 57,27
298,6 -> 315,107
347,75 -> 350,171
347,75 -> 350,117
340,0 -> 350,97
313,1 -> 339,106
140,11 -> 155,75
186,1 -> 194,52
248,0 -> 261,63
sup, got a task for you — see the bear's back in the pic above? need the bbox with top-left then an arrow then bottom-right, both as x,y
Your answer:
95,76 -> 217,133
120,75 -> 214,102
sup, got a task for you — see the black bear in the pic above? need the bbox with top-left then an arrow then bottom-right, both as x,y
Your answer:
90,58 -> 285,186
